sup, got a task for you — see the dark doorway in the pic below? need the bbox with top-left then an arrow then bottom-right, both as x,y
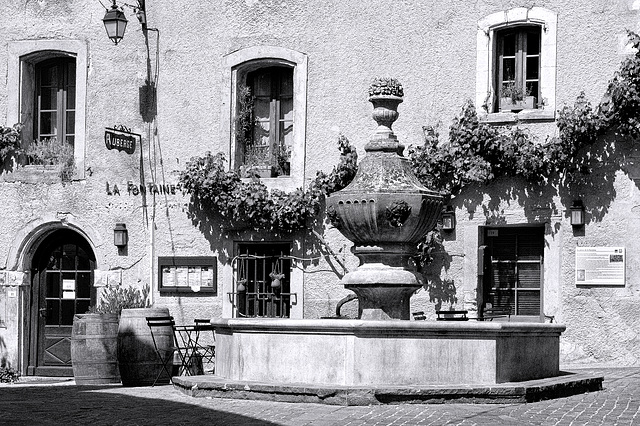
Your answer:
479,225 -> 544,322
28,229 -> 96,376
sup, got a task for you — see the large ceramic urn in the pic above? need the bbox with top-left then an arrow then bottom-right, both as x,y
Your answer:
326,78 -> 443,320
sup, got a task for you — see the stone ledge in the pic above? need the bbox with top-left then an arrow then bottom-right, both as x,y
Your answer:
173,371 -> 603,406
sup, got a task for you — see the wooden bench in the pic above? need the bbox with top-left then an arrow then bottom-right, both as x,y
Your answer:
436,310 -> 468,321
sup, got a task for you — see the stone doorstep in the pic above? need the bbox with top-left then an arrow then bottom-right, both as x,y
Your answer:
172,372 -> 604,406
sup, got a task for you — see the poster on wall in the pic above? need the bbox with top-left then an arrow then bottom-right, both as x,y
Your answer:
575,247 -> 625,286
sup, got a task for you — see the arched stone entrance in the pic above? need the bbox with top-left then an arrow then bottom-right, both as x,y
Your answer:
26,229 -> 97,376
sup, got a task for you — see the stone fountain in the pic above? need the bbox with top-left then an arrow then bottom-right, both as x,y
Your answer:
182,79 -> 578,405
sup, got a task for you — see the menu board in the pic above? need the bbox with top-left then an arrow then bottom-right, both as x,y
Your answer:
575,247 -> 625,286
158,257 -> 217,294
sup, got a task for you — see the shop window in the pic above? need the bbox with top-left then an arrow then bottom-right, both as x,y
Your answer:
222,46 -> 307,191
476,7 -> 557,121
479,226 -> 544,321
7,40 -> 87,177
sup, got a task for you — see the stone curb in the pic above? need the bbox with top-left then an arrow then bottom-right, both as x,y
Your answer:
172,371 -> 604,406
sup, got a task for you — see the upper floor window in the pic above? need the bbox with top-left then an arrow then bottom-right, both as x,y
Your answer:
8,40 -> 87,177
222,46 -> 307,192
35,58 -> 76,146
476,7 -> 557,122
239,66 -> 294,178
496,26 -> 541,113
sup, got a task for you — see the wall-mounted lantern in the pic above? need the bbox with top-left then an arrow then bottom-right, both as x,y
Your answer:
102,1 -> 128,45
114,223 -> 128,247
441,206 -> 456,231
102,0 -> 147,45
570,200 -> 585,227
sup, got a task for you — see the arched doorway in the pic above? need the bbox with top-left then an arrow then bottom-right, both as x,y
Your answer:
27,229 -> 96,376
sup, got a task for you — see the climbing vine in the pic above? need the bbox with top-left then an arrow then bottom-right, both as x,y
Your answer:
179,134 -> 357,233
409,31 -> 640,196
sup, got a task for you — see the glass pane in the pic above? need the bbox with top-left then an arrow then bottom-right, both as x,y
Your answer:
46,299 -> 60,325
40,88 -> 58,111
66,86 -> 76,109
489,289 -> 514,310
253,121 -> 270,147
280,122 -> 293,149
492,262 -> 515,288
66,111 -> 75,136
526,57 -> 539,80
518,263 -> 540,288
280,97 -> 293,121
46,273 -> 60,298
76,273 -> 91,298
76,247 -> 91,270
280,71 -> 293,96
492,235 -> 517,260
66,135 -> 75,146
47,249 -> 60,269
253,99 -> 271,121
61,300 -> 75,325
67,61 -> 76,85
502,58 -> 516,82
516,290 -> 540,315
40,65 -> 58,87
527,31 -> 540,55
62,245 -> 76,270
502,33 -> 516,57
253,72 -> 271,96
39,112 -> 57,136
76,299 -> 90,315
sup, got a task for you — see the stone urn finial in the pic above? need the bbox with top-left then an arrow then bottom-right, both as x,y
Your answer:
326,78 -> 444,321
367,77 -> 404,153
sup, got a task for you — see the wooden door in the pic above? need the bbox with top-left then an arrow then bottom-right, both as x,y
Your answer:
29,230 -> 95,376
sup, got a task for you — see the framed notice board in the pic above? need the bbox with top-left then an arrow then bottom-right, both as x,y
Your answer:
575,247 -> 625,286
158,256 -> 217,294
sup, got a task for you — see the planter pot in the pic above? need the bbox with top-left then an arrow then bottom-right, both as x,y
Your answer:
71,313 -> 120,385
117,307 -> 172,387
499,96 -> 535,112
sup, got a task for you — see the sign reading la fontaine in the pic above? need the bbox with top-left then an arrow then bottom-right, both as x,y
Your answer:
575,247 -> 625,286
105,125 -> 139,154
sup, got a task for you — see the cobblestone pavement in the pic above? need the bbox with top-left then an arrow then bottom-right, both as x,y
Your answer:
0,368 -> 638,426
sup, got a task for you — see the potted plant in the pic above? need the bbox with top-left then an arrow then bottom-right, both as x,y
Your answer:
71,283 -> 151,385
499,82 -> 535,111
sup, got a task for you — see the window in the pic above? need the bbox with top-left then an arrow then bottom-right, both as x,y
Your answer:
232,243 -> 294,318
35,58 -> 76,146
476,7 -> 557,121
222,46 -> 307,191
496,27 -> 541,112
479,226 -> 544,321
8,40 -> 87,176
239,66 -> 294,177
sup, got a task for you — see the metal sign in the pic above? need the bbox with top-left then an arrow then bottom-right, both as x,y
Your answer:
575,247 -> 625,286
104,125 -> 139,154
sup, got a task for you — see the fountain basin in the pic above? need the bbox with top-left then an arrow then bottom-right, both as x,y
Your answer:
212,318 -> 565,386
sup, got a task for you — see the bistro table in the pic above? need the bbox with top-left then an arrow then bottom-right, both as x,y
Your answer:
173,320 -> 215,375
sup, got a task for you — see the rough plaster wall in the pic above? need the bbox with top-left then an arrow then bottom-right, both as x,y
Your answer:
0,0 -> 639,368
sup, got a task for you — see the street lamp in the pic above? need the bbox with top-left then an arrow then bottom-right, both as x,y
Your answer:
114,223 -> 129,247
102,1 -> 128,45
102,0 -> 147,45
570,200 -> 585,227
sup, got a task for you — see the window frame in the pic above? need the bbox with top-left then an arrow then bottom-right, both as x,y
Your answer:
476,7 -> 557,123
34,57 -> 76,146
221,46 -> 308,192
8,40 -> 87,177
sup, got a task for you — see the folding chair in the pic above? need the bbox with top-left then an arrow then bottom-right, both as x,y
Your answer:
194,318 -> 216,373
146,316 -> 184,386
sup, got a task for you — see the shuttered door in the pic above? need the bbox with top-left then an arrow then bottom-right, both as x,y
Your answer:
486,227 -> 543,319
